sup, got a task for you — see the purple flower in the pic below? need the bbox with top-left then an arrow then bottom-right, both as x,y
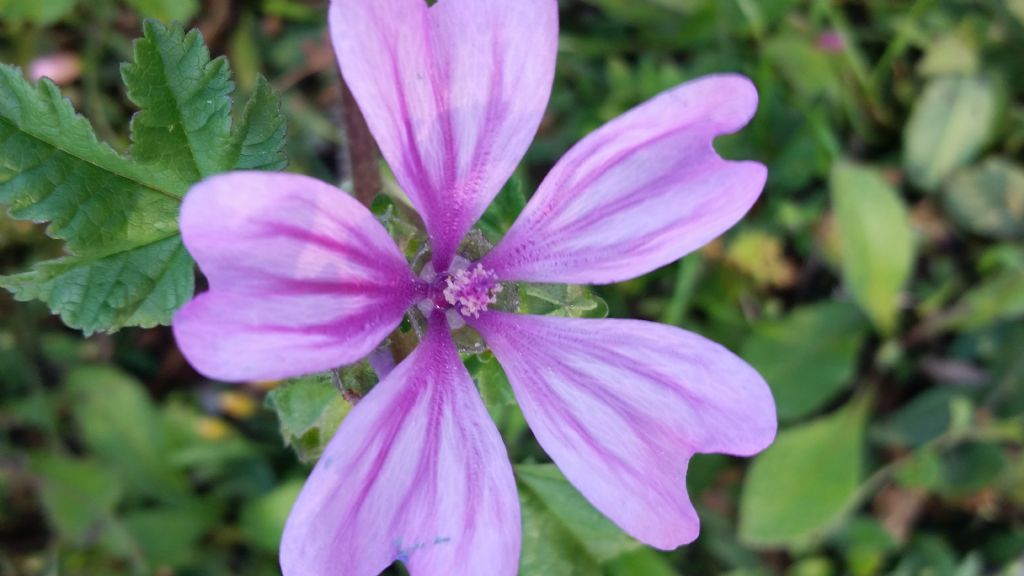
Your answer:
172,0 -> 777,573
817,31 -> 845,54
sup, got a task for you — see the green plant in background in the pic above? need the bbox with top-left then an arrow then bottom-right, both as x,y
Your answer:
2,0 -> 1024,575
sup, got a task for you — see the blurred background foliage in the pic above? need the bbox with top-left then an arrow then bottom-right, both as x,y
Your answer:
2,0 -> 1024,575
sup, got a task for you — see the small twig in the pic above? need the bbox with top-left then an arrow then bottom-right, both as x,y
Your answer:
339,78 -> 381,208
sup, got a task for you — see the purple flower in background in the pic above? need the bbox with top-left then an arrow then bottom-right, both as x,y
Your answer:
172,0 -> 777,574
817,31 -> 845,54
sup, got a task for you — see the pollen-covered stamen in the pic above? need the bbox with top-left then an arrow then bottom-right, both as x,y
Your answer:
442,264 -> 504,319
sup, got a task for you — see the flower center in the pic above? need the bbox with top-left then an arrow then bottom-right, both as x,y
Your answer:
440,263 -> 503,319
408,231 -> 518,353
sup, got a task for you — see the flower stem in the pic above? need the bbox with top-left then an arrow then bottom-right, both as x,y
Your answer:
340,78 -> 381,208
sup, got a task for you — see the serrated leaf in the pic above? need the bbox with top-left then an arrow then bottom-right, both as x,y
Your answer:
739,396 -> 870,548
0,64 -> 188,333
831,162 -> 915,334
1,235 -> 194,332
517,464 -> 640,575
943,158 -> 1024,239
904,75 -> 1000,191
0,65 -> 185,249
741,302 -> 868,421
231,76 -> 289,171
0,21 -> 287,334
122,21 -> 236,181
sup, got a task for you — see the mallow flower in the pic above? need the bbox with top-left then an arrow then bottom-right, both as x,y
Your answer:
172,0 -> 777,573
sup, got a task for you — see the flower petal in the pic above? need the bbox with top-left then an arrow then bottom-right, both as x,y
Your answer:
482,74 -> 767,284
330,0 -> 558,269
280,314 -> 520,576
469,312 -> 777,549
173,172 -> 420,382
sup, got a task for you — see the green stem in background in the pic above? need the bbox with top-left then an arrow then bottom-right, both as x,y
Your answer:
807,105 -> 842,162
853,410 -> 1024,522
870,0 -> 939,94
659,255 -> 704,327
10,22 -> 39,70
82,0 -> 120,148
734,0 -> 766,44
813,0 -> 895,129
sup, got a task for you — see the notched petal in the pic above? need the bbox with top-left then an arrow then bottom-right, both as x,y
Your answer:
470,312 -> 776,549
280,315 -> 520,576
483,74 -> 767,284
173,172 -> 420,382
330,0 -> 559,269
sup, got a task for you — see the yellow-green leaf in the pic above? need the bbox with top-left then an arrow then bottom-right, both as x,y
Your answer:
831,162 -> 916,334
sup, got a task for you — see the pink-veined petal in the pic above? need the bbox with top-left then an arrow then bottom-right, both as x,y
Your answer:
172,172 -> 421,382
280,314 -> 520,576
330,0 -> 558,270
481,74 -> 767,284
469,312 -> 777,549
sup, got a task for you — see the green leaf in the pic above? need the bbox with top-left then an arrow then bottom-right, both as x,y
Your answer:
1011,0 -> 1024,25
937,442 -> 1006,497
468,354 -> 527,442
0,64 -> 185,251
891,535 -> 958,575
763,36 -> 841,102
31,454 -> 123,545
0,0 -> 77,25
739,395 -> 870,548
741,302 -> 868,421
478,173 -> 527,243
904,75 -> 1001,191
943,158 -> 1024,240
122,0 -> 199,23
872,388 -> 959,448
943,268 -> 1024,331
232,77 -> 289,172
603,548 -> 677,576
265,373 -> 351,464
66,365 -> 188,501
517,464 -> 640,575
830,162 -> 915,334
837,516 -> 898,576
1,235 -> 194,333
519,283 -> 609,319
122,503 -> 217,568
0,21 -> 287,334
122,21 -> 236,181
161,401 -> 259,475
918,34 -> 979,77
240,479 -> 304,553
